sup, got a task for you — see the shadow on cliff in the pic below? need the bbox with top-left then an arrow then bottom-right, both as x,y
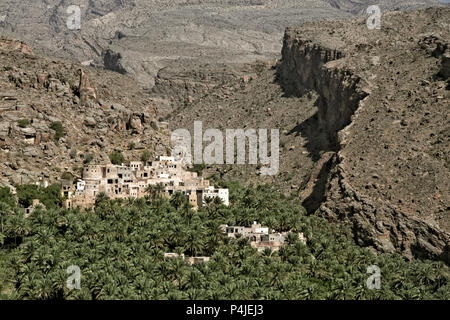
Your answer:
274,68 -> 338,214
274,66 -> 338,162
302,153 -> 335,214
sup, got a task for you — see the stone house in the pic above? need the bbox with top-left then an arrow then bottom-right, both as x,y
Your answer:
25,199 -> 46,217
187,256 -> 210,265
164,253 -> 185,259
62,156 -> 229,210
220,221 -> 305,252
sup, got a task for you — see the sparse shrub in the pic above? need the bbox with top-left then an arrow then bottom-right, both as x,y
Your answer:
150,121 -> 158,131
73,165 -> 82,176
83,154 -> 94,165
140,150 -> 150,163
128,142 -> 135,150
59,75 -> 69,85
17,119 -> 30,128
283,172 -> 293,182
69,149 -> 77,159
61,172 -> 74,182
50,121 -> 64,141
187,163 -> 205,176
109,151 -> 125,165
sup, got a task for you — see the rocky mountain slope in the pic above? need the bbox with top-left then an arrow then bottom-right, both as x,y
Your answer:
0,37 -> 170,188
168,7 -> 449,262
0,2 -> 448,263
0,0 -> 443,88
278,7 -> 449,262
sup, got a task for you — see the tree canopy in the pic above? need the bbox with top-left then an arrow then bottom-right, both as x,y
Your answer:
0,182 -> 448,300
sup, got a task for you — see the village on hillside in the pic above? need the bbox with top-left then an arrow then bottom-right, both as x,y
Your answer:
22,155 -> 305,258
62,156 -> 229,210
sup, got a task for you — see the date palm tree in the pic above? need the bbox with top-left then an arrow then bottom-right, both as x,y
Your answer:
146,183 -> 166,201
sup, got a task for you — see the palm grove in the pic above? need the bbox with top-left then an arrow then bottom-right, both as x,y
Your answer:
0,181 -> 448,300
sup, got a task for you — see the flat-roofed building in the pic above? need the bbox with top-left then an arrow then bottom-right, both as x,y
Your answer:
63,155 -> 229,210
220,222 -> 303,252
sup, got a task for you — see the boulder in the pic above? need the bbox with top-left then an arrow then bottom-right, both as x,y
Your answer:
0,122 -> 10,137
84,116 -> 97,127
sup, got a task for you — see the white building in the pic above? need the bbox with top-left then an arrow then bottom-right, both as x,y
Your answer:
159,156 -> 175,162
76,180 -> 86,192
203,186 -> 229,206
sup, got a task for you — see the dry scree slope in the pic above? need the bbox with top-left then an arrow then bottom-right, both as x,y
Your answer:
0,38 -> 170,188
0,0 -> 443,88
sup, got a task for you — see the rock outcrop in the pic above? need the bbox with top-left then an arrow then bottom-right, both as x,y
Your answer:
0,37 -> 171,188
0,37 -> 34,56
78,69 -> 98,106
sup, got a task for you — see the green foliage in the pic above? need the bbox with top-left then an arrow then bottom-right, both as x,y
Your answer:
0,187 -> 15,207
40,185 -> 63,209
145,183 -> 165,201
14,184 -> 38,208
61,172 -> 74,182
15,184 -> 62,209
0,249 -> 16,299
50,121 -> 64,141
0,183 -> 448,300
17,119 -> 30,128
150,121 -> 158,131
187,164 -> 205,176
140,150 -> 150,163
95,192 -> 110,207
83,153 -> 94,165
109,151 -> 125,165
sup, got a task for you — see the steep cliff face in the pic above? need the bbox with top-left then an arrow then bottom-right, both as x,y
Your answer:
278,8 -> 450,262
278,33 -> 368,138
